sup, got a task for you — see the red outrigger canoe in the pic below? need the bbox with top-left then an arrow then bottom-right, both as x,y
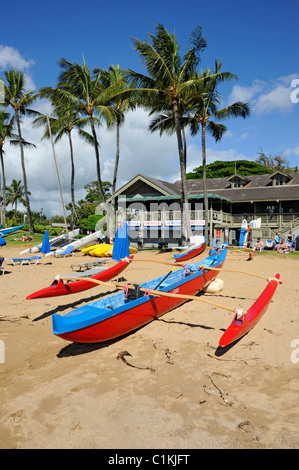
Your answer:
53,248 -> 227,343
174,240 -> 206,263
26,256 -> 133,300
219,273 -> 280,347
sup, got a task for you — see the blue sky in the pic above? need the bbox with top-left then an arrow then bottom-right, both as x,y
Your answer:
0,0 -> 298,216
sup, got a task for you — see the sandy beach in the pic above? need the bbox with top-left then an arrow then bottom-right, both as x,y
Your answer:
0,243 -> 298,450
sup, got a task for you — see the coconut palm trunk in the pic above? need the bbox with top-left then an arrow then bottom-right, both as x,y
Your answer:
201,120 -> 209,241
67,128 -> 75,229
172,96 -> 191,242
0,148 -> 7,226
15,109 -> 33,234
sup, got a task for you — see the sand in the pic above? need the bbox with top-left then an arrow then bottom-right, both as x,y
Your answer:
0,244 -> 298,450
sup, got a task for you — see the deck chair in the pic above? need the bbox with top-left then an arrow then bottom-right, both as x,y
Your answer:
53,245 -> 75,257
5,256 -> 42,265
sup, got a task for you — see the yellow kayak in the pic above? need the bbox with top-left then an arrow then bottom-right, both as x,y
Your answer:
89,244 -> 114,257
81,243 -> 111,255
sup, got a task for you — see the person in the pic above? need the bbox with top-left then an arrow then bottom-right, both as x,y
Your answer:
274,232 -> 280,245
158,237 -> 168,249
287,231 -> 293,244
252,237 -> 263,253
278,239 -> 289,253
137,232 -> 143,250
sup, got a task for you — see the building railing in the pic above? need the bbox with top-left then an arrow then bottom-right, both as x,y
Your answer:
126,208 -> 299,230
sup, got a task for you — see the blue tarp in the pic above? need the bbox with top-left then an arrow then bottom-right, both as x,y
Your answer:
40,230 -> 51,254
112,221 -> 130,261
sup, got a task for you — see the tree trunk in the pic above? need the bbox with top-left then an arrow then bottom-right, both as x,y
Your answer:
68,130 -> 75,230
110,119 -> 120,237
15,110 -> 33,235
0,147 -> 8,227
201,122 -> 209,244
89,115 -> 106,203
172,97 -> 191,243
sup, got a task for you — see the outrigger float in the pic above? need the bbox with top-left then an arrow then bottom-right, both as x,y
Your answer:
174,238 -> 206,262
26,256 -> 133,300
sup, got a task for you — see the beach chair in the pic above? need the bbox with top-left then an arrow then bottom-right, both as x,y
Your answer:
266,240 -> 274,249
5,256 -> 42,266
53,245 -> 75,257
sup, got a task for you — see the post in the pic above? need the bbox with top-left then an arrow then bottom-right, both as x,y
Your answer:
46,115 -> 68,234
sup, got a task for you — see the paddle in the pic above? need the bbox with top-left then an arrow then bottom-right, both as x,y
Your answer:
131,259 -> 282,283
58,274 -> 246,315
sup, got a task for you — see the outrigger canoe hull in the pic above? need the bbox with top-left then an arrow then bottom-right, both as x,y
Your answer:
26,256 -> 133,300
219,274 -> 280,348
53,248 -> 227,344
174,241 -> 206,262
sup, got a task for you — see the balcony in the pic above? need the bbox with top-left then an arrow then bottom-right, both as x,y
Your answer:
125,208 -> 299,234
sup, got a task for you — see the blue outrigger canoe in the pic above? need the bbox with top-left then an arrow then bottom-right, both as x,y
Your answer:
53,247 -> 227,343
0,224 -> 25,237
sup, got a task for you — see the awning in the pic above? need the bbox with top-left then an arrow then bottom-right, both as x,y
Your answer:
119,193 -> 232,203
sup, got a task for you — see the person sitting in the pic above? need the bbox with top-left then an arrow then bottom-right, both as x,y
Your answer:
252,237 -> 263,253
158,237 -> 168,249
278,240 -> 289,253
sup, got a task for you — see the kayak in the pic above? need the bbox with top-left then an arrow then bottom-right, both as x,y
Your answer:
174,239 -> 206,262
52,247 -> 227,343
0,224 -> 25,237
82,243 -> 112,254
219,274 -> 280,347
26,256 -> 133,300
19,229 -> 80,254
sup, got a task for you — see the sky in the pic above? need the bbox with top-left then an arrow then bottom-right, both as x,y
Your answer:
0,0 -> 298,217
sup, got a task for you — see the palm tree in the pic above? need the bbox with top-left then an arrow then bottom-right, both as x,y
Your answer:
39,58 -> 123,204
6,179 -> 28,220
2,69 -> 37,234
185,60 -> 250,242
126,23 -> 208,242
33,101 -> 88,229
0,109 -> 17,226
149,60 -> 250,243
94,64 -> 134,235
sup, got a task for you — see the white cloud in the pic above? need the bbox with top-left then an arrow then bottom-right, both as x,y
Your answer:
254,84 -> 293,114
228,75 -> 298,115
228,80 -> 266,104
0,45 -> 34,70
0,45 -> 36,90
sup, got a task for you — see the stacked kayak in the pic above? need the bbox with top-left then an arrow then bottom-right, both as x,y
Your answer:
82,244 -> 113,256
82,244 -> 137,257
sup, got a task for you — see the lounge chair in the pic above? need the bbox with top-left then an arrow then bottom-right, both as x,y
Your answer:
53,245 -> 75,257
71,258 -> 109,271
5,256 -> 42,266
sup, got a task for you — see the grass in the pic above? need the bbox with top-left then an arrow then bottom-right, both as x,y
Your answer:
2,230 -> 44,247
228,246 -> 299,259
